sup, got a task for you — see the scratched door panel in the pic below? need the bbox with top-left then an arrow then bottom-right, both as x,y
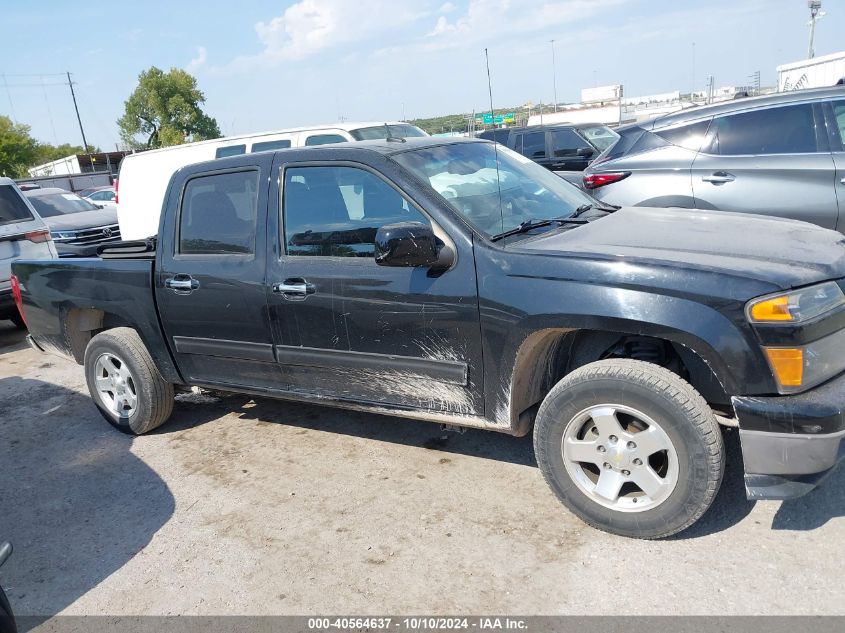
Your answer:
266,154 -> 484,414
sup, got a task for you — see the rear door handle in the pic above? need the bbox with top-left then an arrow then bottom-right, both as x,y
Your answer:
840,177 -> 845,185
165,274 -> 199,294
273,278 -> 316,301
702,171 -> 736,184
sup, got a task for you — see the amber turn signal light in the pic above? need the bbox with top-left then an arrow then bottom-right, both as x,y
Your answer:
764,347 -> 804,388
750,296 -> 793,322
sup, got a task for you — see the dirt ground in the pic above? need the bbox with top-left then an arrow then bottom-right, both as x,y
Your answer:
1,320 -> 844,617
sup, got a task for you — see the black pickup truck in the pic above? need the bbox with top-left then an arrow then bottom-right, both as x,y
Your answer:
12,138 -> 845,539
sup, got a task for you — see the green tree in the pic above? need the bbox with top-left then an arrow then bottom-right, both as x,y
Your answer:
0,115 -> 38,178
33,143 -> 89,166
117,67 -> 221,149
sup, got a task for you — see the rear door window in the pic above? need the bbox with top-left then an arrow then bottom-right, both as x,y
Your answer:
654,120 -> 711,151
304,134 -> 348,146
706,104 -> 818,155
550,129 -> 588,156
215,144 -> 246,158
831,100 -> 845,149
251,139 -> 292,153
0,185 -> 34,226
179,170 -> 259,255
519,131 -> 547,159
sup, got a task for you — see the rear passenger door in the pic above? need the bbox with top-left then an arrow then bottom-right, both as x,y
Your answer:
690,102 -> 838,228
156,155 -> 281,389
513,130 -> 550,168
265,155 -> 485,415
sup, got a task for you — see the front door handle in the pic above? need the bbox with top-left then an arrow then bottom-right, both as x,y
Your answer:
702,171 -> 736,184
840,177 -> 845,185
165,274 -> 199,294
273,278 -> 316,301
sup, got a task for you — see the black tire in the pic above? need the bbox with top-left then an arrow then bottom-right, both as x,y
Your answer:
0,584 -> 16,633
534,359 -> 724,539
84,327 -> 174,435
9,314 -> 25,330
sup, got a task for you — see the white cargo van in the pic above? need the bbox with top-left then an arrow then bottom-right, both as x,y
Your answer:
116,121 -> 427,240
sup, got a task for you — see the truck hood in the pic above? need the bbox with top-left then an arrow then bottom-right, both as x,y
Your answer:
518,206 -> 845,290
43,208 -> 118,232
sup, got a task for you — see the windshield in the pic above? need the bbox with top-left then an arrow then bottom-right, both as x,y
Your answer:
392,141 -> 596,237
580,125 -> 619,151
26,192 -> 99,218
350,124 -> 428,141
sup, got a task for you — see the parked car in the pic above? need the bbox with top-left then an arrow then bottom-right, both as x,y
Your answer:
583,85 -> 845,230
0,543 -> 15,633
0,178 -> 57,328
80,186 -> 116,208
13,138 -> 845,539
117,121 -> 428,241
23,188 -> 121,257
478,123 -> 619,182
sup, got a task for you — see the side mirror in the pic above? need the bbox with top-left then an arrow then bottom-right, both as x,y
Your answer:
576,147 -> 595,157
375,222 -> 439,267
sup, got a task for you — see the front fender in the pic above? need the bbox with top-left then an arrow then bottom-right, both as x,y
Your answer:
477,265 -> 773,431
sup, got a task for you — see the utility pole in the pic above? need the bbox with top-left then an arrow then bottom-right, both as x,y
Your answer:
66,71 -> 90,152
550,39 -> 558,112
807,1 -> 825,59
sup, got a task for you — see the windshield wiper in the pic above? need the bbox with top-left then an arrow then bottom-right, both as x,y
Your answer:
490,217 -> 587,242
573,202 -> 620,218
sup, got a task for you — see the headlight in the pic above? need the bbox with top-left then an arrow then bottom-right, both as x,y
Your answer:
52,231 -> 76,240
746,281 -> 844,323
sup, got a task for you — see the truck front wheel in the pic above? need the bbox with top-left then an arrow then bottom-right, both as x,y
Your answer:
534,359 -> 724,539
84,328 -> 174,435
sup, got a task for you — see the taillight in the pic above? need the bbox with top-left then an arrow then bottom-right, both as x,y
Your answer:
114,179 -> 119,204
24,229 -> 51,243
583,171 -> 631,190
10,275 -> 26,327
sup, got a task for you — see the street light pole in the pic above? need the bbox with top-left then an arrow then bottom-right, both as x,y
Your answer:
550,39 -> 558,113
807,0 -> 824,59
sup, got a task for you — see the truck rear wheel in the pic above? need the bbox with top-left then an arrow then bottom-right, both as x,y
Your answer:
534,359 -> 724,539
84,327 -> 174,435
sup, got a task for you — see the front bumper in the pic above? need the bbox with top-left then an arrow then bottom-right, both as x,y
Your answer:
733,370 -> 845,500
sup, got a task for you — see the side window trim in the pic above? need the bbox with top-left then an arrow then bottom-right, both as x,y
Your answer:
174,166 -> 260,259
277,159 -> 437,260
822,99 -> 845,152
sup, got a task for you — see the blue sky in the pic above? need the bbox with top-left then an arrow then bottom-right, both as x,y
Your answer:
1,0 -> 843,150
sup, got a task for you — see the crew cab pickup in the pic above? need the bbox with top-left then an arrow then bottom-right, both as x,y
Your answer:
12,138 -> 845,539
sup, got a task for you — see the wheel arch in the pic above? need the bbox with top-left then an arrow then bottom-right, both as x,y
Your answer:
505,324 -> 735,436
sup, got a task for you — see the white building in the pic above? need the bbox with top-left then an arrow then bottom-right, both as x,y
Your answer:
777,50 -> 845,91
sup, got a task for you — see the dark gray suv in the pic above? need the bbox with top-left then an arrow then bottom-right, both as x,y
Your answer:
583,86 -> 845,231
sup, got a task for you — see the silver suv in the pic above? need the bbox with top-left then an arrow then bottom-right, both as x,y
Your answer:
583,86 -> 845,231
0,179 -> 57,327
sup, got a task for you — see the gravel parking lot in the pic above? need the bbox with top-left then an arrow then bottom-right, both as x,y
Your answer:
1,320 -> 844,617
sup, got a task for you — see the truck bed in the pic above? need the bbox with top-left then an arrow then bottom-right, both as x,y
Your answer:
13,256 -> 181,383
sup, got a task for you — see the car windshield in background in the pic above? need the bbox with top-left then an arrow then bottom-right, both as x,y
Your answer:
393,142 -> 595,238
580,125 -> 619,151
0,185 -> 34,226
350,124 -> 427,141
26,193 -> 99,218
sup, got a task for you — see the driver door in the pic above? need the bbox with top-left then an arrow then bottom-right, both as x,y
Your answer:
266,156 -> 485,415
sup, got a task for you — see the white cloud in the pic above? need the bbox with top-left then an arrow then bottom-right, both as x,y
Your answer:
237,0 -> 431,65
438,1 -> 457,12
185,45 -> 208,74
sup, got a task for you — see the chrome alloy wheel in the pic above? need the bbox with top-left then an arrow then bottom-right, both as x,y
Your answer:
93,353 -> 137,418
561,404 -> 679,512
